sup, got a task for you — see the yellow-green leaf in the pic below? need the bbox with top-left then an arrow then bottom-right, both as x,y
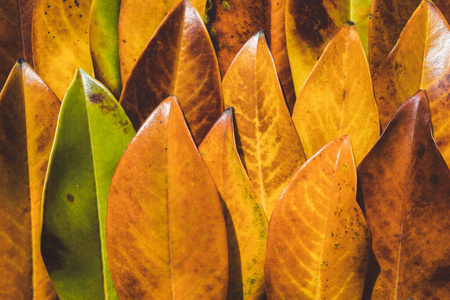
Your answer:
199,108 -> 268,299
292,25 -> 379,165
265,136 -> 371,299
107,96 -> 228,299
222,31 -> 305,219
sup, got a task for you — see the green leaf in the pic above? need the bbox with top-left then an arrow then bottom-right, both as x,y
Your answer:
41,69 -> 135,299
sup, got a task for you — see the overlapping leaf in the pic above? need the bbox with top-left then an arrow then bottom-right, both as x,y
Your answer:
369,0 -> 450,74
286,0 -> 372,95
118,0 -> 206,83
107,96 -> 228,299
0,61 -> 59,299
90,0 -> 122,98
292,25 -> 379,165
222,31 -> 305,219
205,0 -> 270,76
19,0 -> 34,65
199,108 -> 268,299
120,0 -> 222,144
373,0 -> 450,168
32,0 -> 94,100
265,136 -> 371,299
41,69 -> 135,299
358,91 -> 450,299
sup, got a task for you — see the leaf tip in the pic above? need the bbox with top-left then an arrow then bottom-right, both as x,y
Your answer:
346,20 -> 355,26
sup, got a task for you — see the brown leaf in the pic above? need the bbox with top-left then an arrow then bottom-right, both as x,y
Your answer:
19,0 -> 34,65
358,91 -> 450,299
120,0 -> 222,144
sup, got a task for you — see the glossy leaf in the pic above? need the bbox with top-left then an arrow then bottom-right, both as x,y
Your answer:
373,0 -> 450,168
286,0 -> 372,95
32,0 -> 94,100
118,0 -> 206,83
19,0 -> 34,65
269,0 -> 296,112
222,31 -> 305,219
0,0 -> 23,90
90,0 -> 122,99
120,0 -> 222,144
41,69 -> 135,299
199,108 -> 268,299
205,0 -> 270,76
265,136 -> 371,299
0,61 -> 59,299
358,91 -> 450,299
292,25 -> 379,165
369,0 -> 450,74
107,96 -> 228,299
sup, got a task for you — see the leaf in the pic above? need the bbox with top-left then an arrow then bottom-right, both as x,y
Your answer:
222,31 -> 305,219
107,96 -> 228,299
19,0 -> 34,65
118,0 -> 206,83
292,25 -> 379,165
372,0 -> 450,169
369,0 -> 450,74
0,61 -> 59,299
199,108 -> 268,299
357,91 -> 450,299
205,0 -> 270,76
41,69 -> 135,299
265,136 -> 371,299
32,0 -> 94,100
90,0 -> 122,99
0,0 -> 23,90
269,0 -> 296,113
286,0 -> 372,95
120,0 -> 222,144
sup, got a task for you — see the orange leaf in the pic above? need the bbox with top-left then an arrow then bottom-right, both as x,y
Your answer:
373,0 -> 450,168
358,91 -> 450,299
292,25 -> 379,165
0,61 -> 59,299
222,31 -> 305,219
118,0 -> 206,83
199,108 -> 268,299
107,96 -> 228,299
265,136 -> 371,299
120,0 -> 222,144
32,0 -> 94,100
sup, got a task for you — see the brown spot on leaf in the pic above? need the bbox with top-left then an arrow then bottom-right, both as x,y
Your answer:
89,93 -> 105,104
66,194 -> 74,203
41,229 -> 67,272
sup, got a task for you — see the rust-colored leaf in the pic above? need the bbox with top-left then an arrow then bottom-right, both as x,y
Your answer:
0,61 -> 59,299
199,108 -> 268,299
32,0 -> 93,100
292,25 -> 379,165
19,0 -> 34,65
369,0 -> 450,74
205,0 -> 270,76
0,0 -> 23,90
118,0 -> 206,83
107,96 -> 229,299
373,0 -> 450,168
265,136 -> 371,299
286,0 -> 372,96
222,31 -> 305,219
120,0 -> 222,144
357,91 -> 450,299
269,0 -> 296,112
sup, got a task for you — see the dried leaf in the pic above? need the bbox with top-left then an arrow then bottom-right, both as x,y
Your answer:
199,108 -> 268,299
118,0 -> 206,83
286,0 -> 372,95
107,96 -> 228,299
19,0 -> 34,65
41,69 -> 135,299
265,136 -> 371,299
120,0 -> 222,144
373,0 -> 450,168
357,91 -> 450,299
222,31 -> 305,219
32,0 -> 94,100
292,25 -> 379,165
0,61 -> 59,299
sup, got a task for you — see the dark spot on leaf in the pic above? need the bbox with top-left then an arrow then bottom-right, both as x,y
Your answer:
41,229 -> 67,272
89,93 -> 104,104
416,144 -> 425,158
66,194 -> 74,203
430,265 -> 450,282
74,0 -> 79,7
430,174 -> 439,184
